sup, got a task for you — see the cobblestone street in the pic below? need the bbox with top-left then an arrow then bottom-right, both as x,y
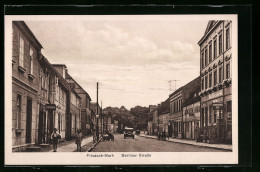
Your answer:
91,134 -> 229,152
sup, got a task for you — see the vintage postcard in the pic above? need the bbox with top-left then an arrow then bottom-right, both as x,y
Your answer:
5,15 -> 238,165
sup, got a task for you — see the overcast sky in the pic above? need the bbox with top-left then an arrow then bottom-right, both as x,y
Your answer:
24,15 -> 209,109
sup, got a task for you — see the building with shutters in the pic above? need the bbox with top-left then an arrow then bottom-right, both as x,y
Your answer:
12,21 -> 43,148
37,56 -> 70,144
198,20 -> 232,144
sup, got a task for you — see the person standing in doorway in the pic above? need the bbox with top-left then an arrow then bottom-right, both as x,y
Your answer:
75,129 -> 83,152
51,128 -> 60,152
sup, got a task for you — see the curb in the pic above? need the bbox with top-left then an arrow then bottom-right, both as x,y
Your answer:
139,135 -> 232,151
87,137 -> 102,152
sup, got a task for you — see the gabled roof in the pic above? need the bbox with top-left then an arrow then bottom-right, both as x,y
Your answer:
158,98 -> 170,115
198,20 -> 221,45
39,54 -> 69,91
204,20 -> 218,35
66,73 -> 92,101
13,21 -> 43,50
169,86 -> 183,98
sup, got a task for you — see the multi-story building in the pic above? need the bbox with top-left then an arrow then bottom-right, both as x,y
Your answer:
182,86 -> 201,140
12,21 -> 42,148
158,98 -> 170,134
152,108 -> 158,135
37,56 -> 70,144
90,102 -> 101,131
169,77 -> 201,139
198,20 -> 232,144
52,64 -> 82,139
147,105 -> 156,135
169,87 -> 183,138
59,69 -> 92,136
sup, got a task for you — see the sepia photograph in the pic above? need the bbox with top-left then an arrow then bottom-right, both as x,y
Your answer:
5,15 -> 238,165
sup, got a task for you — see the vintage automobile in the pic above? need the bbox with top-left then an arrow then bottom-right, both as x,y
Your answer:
124,128 -> 134,139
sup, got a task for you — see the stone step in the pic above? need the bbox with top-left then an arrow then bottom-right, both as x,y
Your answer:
26,146 -> 41,152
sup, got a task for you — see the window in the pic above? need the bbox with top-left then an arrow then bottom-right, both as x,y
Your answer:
58,113 -> 61,133
205,75 -> 208,89
19,35 -> 24,67
209,44 -> 212,63
213,39 -> 217,59
214,70 -> 217,86
202,78 -> 204,90
17,94 -> 22,129
226,63 -> 230,79
201,108 -> 204,127
226,27 -> 230,50
29,48 -> 33,74
219,33 -> 222,54
180,98 -> 182,110
209,73 -> 212,88
227,101 -> 232,113
201,52 -> 204,68
186,122 -> 189,131
209,106 -> 212,123
214,108 -> 217,123
219,66 -> 222,83
205,107 -> 208,126
173,101 -> 176,112
177,100 -> 179,112
205,48 -> 208,66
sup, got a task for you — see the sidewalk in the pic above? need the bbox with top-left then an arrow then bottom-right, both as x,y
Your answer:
139,134 -> 232,151
49,136 -> 93,152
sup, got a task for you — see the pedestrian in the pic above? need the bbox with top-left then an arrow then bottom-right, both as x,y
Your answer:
51,128 -> 61,152
162,130 -> 166,141
75,129 -> 82,152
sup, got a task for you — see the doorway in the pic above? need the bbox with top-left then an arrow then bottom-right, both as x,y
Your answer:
26,97 -> 32,143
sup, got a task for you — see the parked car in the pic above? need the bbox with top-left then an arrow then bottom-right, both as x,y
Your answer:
124,128 -> 134,139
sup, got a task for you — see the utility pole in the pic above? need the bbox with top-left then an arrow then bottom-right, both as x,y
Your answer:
96,82 -> 99,140
101,100 -> 103,135
169,80 -> 179,93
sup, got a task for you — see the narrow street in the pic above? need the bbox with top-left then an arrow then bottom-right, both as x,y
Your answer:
91,134 -> 228,152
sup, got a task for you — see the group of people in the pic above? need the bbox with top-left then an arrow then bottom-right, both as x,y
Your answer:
51,128 -> 83,152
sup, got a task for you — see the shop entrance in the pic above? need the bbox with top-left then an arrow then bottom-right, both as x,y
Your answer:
26,97 -> 32,143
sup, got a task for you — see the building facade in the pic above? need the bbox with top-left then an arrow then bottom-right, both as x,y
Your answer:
198,20 -> 232,144
37,56 -> 70,144
158,98 -> 170,134
152,108 -> 158,135
12,21 -> 43,147
169,77 -> 201,139
183,94 -> 200,140
169,88 -> 183,138
62,71 -> 92,136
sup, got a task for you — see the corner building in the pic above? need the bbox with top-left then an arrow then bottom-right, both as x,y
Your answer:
198,20 -> 232,144
12,21 -> 42,147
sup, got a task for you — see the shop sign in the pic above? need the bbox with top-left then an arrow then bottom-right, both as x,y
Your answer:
45,104 -> 56,111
